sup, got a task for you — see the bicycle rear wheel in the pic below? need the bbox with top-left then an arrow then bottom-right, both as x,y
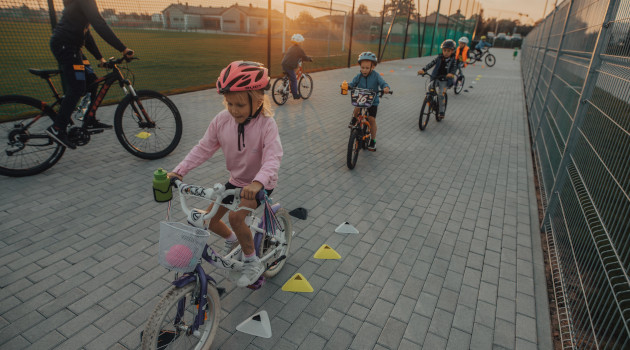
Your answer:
347,130 -> 360,169
298,74 -> 313,99
0,95 -> 65,177
114,90 -> 182,160
419,97 -> 431,131
454,76 -> 465,94
142,283 -> 221,350
485,54 -> 496,67
257,208 -> 293,278
272,78 -> 288,105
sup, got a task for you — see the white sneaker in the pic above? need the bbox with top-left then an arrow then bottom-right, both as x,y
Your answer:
236,256 -> 264,287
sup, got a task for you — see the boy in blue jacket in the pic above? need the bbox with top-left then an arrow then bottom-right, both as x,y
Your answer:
348,51 -> 390,151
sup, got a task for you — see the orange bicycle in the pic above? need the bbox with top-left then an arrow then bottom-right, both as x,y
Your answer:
345,87 -> 392,169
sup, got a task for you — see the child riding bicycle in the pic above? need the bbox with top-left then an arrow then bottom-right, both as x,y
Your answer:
417,39 -> 458,119
281,34 -> 313,99
347,51 -> 390,151
455,37 -> 470,71
168,61 -> 283,288
474,35 -> 493,57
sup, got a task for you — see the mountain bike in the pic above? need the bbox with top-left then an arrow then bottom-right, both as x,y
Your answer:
454,62 -> 466,95
418,74 -> 449,131
142,178 -> 293,349
272,59 -> 313,105
467,48 -> 496,67
345,87 -> 392,169
0,56 -> 182,177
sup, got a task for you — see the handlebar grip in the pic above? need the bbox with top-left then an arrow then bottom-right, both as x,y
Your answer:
255,190 -> 266,202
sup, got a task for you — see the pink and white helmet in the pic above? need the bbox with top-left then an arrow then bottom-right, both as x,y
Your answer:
216,61 -> 270,94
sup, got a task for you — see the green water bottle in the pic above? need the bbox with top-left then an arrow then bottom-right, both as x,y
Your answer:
153,168 -> 172,202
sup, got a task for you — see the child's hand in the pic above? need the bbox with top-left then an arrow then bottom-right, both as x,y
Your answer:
417,69 -> 425,75
167,172 -> 182,180
384,86 -> 390,94
446,73 -> 455,79
242,181 -> 263,201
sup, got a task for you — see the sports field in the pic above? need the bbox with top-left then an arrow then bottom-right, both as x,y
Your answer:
1,21 -> 414,103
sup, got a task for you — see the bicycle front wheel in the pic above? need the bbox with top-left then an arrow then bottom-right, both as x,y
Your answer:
258,208 -> 293,278
419,97 -> 431,131
485,54 -> 496,67
298,74 -> 313,99
347,130 -> 360,169
437,94 -> 448,122
454,76 -> 465,94
142,283 -> 221,350
272,78 -> 288,105
114,90 -> 182,160
0,95 -> 65,177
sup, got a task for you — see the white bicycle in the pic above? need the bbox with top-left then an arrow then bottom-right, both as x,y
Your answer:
141,179 -> 293,349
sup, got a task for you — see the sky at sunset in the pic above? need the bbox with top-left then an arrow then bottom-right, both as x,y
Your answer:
8,0 -> 555,24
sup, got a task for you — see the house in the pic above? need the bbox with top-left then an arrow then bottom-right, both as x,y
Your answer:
161,3 -> 283,33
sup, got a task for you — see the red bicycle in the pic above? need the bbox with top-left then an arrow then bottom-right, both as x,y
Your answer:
272,60 -> 313,105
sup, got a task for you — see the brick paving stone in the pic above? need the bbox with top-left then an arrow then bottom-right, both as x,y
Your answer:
0,50 -> 551,349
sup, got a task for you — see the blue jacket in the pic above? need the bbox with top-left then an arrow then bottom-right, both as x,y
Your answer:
422,54 -> 457,81
475,40 -> 492,50
348,71 -> 390,106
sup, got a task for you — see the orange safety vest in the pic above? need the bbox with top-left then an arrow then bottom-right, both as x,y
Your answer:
455,46 -> 469,67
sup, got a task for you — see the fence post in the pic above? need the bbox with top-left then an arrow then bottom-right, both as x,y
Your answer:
530,0 -> 574,143
402,0 -> 413,59
47,0 -> 57,30
379,1 -> 402,62
268,0 -> 271,74
417,0 -> 422,57
348,0 -> 356,67
541,0 -> 619,229
429,0 -> 442,55
444,0 -> 453,39
378,0 -> 386,59
421,0 -> 430,56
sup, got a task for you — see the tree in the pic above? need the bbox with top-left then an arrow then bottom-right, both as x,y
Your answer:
382,0 -> 416,18
296,11 -> 314,25
356,4 -> 369,15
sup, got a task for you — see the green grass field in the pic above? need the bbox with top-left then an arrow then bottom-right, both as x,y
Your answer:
0,21 -> 421,103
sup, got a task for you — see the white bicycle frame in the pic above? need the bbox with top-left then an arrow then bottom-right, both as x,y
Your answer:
172,179 -> 288,272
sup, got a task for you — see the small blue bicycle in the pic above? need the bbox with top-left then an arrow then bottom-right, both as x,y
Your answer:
141,178 -> 293,349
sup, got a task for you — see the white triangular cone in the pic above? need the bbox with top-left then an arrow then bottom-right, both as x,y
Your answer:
335,222 -> 359,234
236,311 -> 272,338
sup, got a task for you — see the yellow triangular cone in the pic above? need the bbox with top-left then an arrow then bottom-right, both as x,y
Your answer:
282,273 -> 314,292
314,244 -> 341,260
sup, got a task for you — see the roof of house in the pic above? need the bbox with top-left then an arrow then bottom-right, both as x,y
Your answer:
163,4 -> 283,18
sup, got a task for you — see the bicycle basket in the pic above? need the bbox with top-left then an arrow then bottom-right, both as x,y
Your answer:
350,88 -> 376,107
158,222 -> 210,273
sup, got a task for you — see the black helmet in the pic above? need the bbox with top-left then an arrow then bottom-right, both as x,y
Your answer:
441,39 -> 456,49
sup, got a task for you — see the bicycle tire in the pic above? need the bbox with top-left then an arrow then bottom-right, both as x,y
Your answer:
346,130 -> 360,169
298,74 -> 313,99
0,95 -> 65,177
142,283 -> 221,350
114,90 -> 182,160
436,94 -> 448,122
419,97 -> 431,131
467,52 -> 476,64
454,76 -> 465,94
485,54 -> 496,67
272,78 -> 288,105
259,208 -> 293,278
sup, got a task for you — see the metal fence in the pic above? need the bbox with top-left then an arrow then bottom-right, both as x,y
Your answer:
0,0 -> 479,102
521,0 -> 630,348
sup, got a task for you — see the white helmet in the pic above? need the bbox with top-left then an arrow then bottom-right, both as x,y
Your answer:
291,34 -> 305,43
458,37 -> 469,44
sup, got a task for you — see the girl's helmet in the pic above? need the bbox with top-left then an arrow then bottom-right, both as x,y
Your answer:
458,37 -> 469,44
441,39 -> 456,49
216,61 -> 270,94
358,51 -> 378,64
291,34 -> 305,43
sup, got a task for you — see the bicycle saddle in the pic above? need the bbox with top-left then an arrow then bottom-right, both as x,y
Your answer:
28,69 -> 61,78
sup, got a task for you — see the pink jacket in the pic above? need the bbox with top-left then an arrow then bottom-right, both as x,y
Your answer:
173,110 -> 283,189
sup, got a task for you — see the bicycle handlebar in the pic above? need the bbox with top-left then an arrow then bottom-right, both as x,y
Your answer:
347,86 -> 393,97
101,55 -> 138,69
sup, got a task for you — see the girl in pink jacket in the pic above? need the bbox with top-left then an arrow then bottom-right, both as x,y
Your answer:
168,61 -> 283,287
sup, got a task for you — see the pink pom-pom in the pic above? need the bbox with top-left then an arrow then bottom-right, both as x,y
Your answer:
165,244 -> 193,268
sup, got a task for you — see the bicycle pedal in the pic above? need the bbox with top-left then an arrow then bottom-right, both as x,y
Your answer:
247,276 -> 266,290
217,286 -> 227,297
87,129 -> 105,135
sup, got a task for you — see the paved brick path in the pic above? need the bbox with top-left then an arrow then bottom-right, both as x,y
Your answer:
0,48 -> 551,349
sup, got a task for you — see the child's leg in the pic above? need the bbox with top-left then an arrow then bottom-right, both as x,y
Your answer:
286,69 -> 299,97
228,199 -> 258,256
437,81 -> 448,115
367,116 -> 377,139
206,204 -> 232,239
